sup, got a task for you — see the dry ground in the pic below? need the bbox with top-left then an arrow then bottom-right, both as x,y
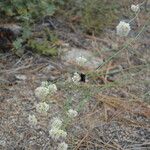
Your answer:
0,3 -> 150,150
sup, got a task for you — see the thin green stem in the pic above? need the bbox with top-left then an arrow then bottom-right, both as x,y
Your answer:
96,18 -> 150,70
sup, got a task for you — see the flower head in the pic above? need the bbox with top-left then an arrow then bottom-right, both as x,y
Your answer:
57,142 -> 68,150
67,109 -> 78,118
28,114 -> 37,126
116,21 -> 131,37
36,102 -> 50,113
41,81 -> 57,94
51,117 -> 62,129
47,84 -> 57,94
72,72 -> 80,84
41,81 -> 49,87
131,4 -> 139,13
35,82 -> 57,100
34,86 -> 49,100
49,128 -> 67,140
76,56 -> 87,66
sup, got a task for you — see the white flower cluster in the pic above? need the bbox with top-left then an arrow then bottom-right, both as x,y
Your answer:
35,81 -> 57,100
51,117 -> 63,129
76,56 -> 87,66
49,128 -> 67,140
47,84 -> 57,94
116,21 -> 131,37
49,117 -> 68,149
28,114 -> 37,126
41,81 -> 57,94
72,72 -> 80,84
28,81 -> 57,127
49,117 -> 67,140
35,86 -> 49,100
41,81 -> 49,87
67,109 -> 78,118
131,4 -> 139,13
57,142 -> 68,150
116,3 -> 141,37
36,102 -> 50,113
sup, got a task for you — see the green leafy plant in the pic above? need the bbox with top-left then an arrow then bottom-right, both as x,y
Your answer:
12,38 -> 24,56
27,27 -> 59,56
0,0 -> 64,56
63,0 -> 120,34
28,39 -> 58,56
0,0 -> 64,21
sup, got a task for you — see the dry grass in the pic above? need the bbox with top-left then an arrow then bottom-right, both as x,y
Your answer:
0,1 -> 150,149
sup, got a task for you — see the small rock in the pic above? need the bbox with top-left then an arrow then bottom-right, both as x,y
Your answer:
9,24 -> 22,35
0,24 -> 22,36
42,64 -> 55,73
0,140 -> 6,147
15,74 -> 27,80
111,42 -> 119,50
62,48 -> 103,71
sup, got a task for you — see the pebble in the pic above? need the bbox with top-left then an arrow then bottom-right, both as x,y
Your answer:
61,48 -> 103,70
15,74 -> 27,80
0,140 -> 6,147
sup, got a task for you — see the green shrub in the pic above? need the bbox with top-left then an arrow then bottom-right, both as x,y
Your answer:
0,0 -> 64,56
27,29 -> 59,56
63,0 -> 120,34
0,0 -> 121,55
28,39 -> 58,56
0,0 -> 64,22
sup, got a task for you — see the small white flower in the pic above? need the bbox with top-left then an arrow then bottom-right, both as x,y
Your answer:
49,128 -> 67,140
28,114 -> 37,126
57,142 -> 68,150
41,81 -> 57,94
67,109 -> 78,118
41,81 -> 49,87
72,72 -> 80,84
51,117 -> 62,129
36,102 -> 50,113
116,21 -> 131,37
47,84 -> 57,94
34,86 -> 49,100
76,56 -> 87,66
131,4 -> 139,13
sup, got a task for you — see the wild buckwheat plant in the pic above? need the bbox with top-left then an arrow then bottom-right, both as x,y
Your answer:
41,81 -> 57,94
116,21 -> 131,37
116,2 -> 144,38
76,56 -> 87,66
34,86 -> 50,100
51,117 -> 63,129
26,2 -> 147,149
47,83 -> 57,94
72,72 -> 81,84
131,4 -> 140,13
49,127 -> 67,140
36,102 -> 50,113
28,114 -> 37,126
35,81 -> 57,100
49,117 -> 67,140
41,81 -> 50,87
57,142 -> 68,150
67,109 -> 78,118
